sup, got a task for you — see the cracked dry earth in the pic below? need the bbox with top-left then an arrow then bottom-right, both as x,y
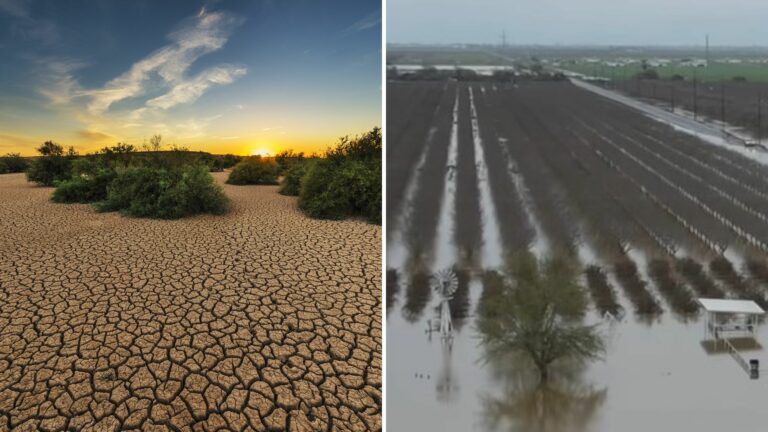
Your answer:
0,172 -> 381,432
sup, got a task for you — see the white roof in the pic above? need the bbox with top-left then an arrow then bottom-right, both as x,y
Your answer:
697,298 -> 765,315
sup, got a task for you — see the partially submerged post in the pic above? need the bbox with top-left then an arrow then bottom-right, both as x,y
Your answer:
698,298 -> 765,379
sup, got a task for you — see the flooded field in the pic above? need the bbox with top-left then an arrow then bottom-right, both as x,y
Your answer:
387,80 -> 768,431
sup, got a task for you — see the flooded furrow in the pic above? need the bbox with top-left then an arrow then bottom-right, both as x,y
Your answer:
468,86 -> 504,269
433,89 -> 461,271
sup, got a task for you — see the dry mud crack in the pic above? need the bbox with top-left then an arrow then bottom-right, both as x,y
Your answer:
0,172 -> 382,431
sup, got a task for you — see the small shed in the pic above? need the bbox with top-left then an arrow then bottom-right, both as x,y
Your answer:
698,298 -> 765,340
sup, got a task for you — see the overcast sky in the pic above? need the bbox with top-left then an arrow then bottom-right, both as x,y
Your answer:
388,0 -> 768,46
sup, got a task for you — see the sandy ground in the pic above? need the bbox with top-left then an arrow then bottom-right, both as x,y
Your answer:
0,172 -> 381,431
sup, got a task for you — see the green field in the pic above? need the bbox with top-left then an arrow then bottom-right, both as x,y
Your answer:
559,61 -> 768,82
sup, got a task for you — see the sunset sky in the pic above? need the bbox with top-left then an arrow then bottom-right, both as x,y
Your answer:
0,0 -> 381,156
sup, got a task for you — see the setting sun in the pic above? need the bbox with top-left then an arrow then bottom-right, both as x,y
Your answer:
250,147 -> 272,157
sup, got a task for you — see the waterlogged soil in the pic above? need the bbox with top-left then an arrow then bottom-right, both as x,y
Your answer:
387,273 -> 768,432
0,172 -> 381,431
387,80 -> 768,431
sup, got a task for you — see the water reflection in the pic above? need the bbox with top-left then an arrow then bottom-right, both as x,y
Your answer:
427,268 -> 460,401
449,268 -> 471,330
402,271 -> 432,322
386,269 -> 400,315
481,358 -> 607,432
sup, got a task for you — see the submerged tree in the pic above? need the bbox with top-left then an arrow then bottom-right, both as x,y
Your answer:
477,253 -> 605,382
481,356 -> 607,432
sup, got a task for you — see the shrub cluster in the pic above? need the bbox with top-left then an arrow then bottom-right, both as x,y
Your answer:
200,153 -> 242,172
274,150 -> 306,175
297,127 -> 381,223
613,259 -> 661,315
647,259 -> 698,315
97,164 -> 228,219
676,258 -> 724,298
584,265 -> 622,316
26,141 -> 77,186
0,153 -> 28,174
279,159 -> 315,196
30,140 -> 229,219
226,156 -> 279,185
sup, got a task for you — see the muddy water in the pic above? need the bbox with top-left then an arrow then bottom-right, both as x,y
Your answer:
387,268 -> 768,432
387,80 -> 768,430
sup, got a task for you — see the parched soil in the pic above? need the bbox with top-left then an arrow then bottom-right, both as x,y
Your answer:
0,172 -> 381,431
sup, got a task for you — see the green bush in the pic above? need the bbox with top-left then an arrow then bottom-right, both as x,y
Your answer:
98,164 -> 228,219
275,150 -> 305,175
297,128 -> 381,223
26,156 -> 73,186
26,141 -> 76,186
279,159 -> 314,196
51,169 -> 116,203
0,153 -> 28,174
226,156 -> 279,185
204,154 -> 242,172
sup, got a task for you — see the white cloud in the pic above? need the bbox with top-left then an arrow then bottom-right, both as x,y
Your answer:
341,10 -> 381,36
83,9 -> 244,114
146,65 -> 246,110
37,59 -> 86,105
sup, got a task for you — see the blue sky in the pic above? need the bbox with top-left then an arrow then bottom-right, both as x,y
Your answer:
0,0 -> 381,155
389,0 -> 768,46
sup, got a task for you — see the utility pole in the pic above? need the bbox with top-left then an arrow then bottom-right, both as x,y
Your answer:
693,68 -> 698,120
706,34 -> 710,69
758,94 -> 762,145
501,30 -> 507,48
623,65 -> 627,92
671,86 -> 675,113
721,79 -> 726,130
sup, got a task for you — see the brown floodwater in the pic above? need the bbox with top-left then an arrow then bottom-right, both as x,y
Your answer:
387,263 -> 768,432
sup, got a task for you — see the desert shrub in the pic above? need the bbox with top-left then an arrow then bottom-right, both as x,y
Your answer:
299,159 -> 368,219
275,150 -> 305,175
279,159 -> 315,196
208,154 -> 242,171
98,164 -> 227,219
26,141 -> 76,186
226,156 -> 279,185
0,153 -> 28,173
51,169 -> 116,203
297,128 -> 381,223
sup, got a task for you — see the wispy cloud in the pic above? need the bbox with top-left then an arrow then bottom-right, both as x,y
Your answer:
33,8 -> 247,146
77,129 -> 114,142
146,65 -> 246,110
341,10 -> 381,36
0,132 -> 38,150
82,9 -> 245,114
37,59 -> 86,105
